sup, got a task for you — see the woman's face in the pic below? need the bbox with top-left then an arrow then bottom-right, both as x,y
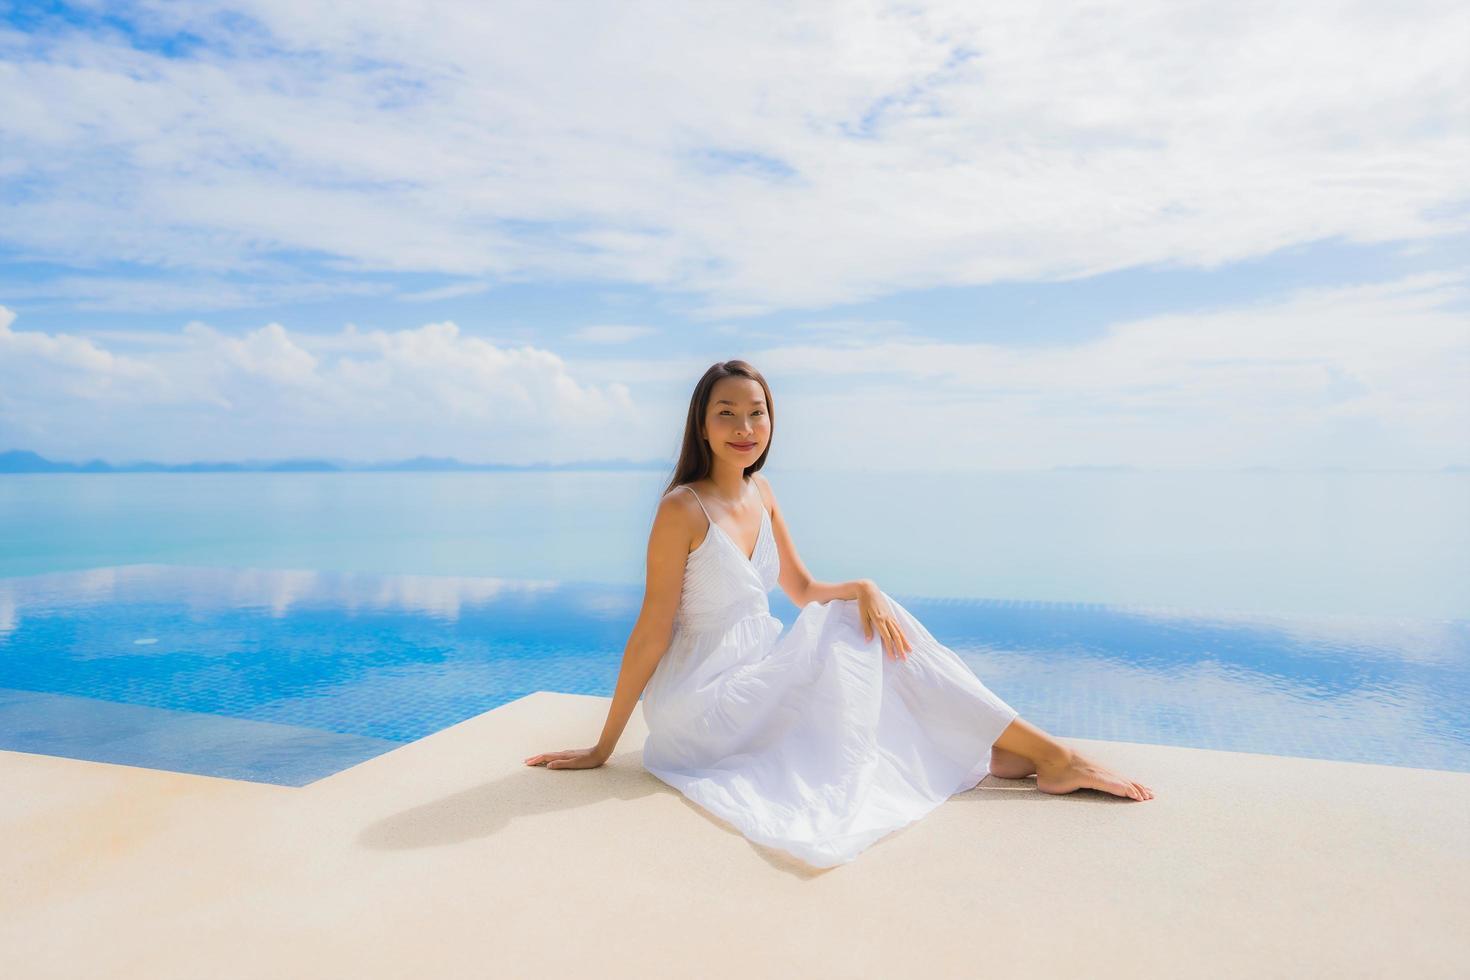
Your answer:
702,376 -> 770,467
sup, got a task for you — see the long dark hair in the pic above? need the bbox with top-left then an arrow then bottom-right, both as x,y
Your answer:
661,360 -> 775,496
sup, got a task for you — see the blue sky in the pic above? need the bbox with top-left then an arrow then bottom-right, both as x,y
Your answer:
1,1 -> 1467,469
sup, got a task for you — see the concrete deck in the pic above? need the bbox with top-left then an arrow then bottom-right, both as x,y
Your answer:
4,691 -> 1468,978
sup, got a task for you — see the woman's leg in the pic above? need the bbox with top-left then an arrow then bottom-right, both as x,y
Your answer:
992,716 -> 1071,769
990,716 -> 1154,801
987,744 -> 1038,779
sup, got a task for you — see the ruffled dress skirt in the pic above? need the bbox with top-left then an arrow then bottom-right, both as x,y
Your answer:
641,592 -> 1019,869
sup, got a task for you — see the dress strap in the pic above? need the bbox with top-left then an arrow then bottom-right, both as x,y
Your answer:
679,484 -> 713,523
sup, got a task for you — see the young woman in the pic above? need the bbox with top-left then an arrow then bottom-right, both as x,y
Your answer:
527,360 -> 1153,867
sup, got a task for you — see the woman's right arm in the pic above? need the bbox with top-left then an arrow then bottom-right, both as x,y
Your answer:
585,490 -> 693,759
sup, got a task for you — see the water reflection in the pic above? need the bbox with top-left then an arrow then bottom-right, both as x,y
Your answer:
0,563 -> 561,623
0,565 -> 1465,785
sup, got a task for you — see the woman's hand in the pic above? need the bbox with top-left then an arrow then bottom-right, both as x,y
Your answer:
856,580 -> 912,662
524,746 -> 609,770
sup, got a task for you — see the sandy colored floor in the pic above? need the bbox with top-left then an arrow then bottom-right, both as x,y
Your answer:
3,690 -> 1468,979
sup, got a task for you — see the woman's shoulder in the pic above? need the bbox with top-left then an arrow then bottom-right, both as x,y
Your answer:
660,482 -> 698,508
653,486 -> 705,547
750,471 -> 776,508
666,480 -> 706,503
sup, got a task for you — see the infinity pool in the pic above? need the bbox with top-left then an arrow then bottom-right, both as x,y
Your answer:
2,564 -> 1466,785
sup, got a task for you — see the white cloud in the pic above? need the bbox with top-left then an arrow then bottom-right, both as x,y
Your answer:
750,271 -> 1470,471
0,306 -> 636,461
395,281 -> 495,302
0,1 -> 1465,314
568,324 -> 658,344
0,275 -> 392,313
1,270 -> 1465,469
784,318 -> 917,344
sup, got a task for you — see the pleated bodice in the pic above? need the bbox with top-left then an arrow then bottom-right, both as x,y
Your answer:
671,483 -> 780,635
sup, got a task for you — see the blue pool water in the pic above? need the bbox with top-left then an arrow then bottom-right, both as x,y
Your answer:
2,564 -> 1466,785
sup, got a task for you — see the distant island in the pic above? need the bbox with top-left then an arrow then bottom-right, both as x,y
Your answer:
1051,463 -> 1470,474
2,449 -> 1465,475
0,449 -> 671,474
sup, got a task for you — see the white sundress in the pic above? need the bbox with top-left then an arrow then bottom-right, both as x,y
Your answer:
640,482 -> 1020,869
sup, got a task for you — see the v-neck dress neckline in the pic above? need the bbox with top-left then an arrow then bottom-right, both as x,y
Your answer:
682,484 -> 768,565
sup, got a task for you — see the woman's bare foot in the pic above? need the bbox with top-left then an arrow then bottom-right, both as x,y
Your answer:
1036,749 -> 1154,801
988,745 -> 1037,779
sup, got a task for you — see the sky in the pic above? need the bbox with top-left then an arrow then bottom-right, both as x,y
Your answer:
0,0 -> 1467,471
